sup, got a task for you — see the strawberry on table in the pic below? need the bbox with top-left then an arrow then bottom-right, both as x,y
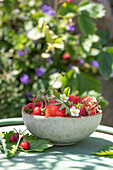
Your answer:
20,141 -> 30,150
10,133 -> 19,142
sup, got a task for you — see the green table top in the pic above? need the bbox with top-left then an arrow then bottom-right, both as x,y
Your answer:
0,118 -> 113,170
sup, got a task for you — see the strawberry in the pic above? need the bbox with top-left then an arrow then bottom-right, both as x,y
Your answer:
45,99 -> 69,117
69,95 -> 81,104
62,53 -> 70,60
34,101 -> 43,107
66,0 -> 72,3
10,133 -> 19,142
24,103 -> 34,110
32,96 -> 36,102
79,108 -> 87,116
33,107 -> 42,115
20,141 -> 30,150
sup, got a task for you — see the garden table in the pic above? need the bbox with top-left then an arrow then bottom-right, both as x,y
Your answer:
0,118 -> 113,170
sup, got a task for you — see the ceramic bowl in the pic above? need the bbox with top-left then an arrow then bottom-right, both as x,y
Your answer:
22,106 -> 102,145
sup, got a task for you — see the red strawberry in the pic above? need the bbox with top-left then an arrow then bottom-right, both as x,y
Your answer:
32,96 -> 36,102
62,53 -> 70,60
20,141 -> 30,150
24,103 -> 34,110
33,107 -> 42,115
34,101 -> 43,107
66,0 -> 72,3
45,99 -> 69,117
10,133 -> 19,142
79,108 -> 87,116
69,95 -> 81,104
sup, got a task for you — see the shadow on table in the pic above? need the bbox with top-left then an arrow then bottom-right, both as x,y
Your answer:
0,136 -> 113,170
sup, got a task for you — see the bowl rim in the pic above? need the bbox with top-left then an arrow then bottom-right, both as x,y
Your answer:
22,106 -> 102,119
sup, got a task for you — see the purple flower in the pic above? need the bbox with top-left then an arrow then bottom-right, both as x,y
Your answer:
91,60 -> 99,68
20,74 -> 30,84
46,57 -> 53,64
18,50 -> 24,56
47,10 -> 55,16
25,48 -> 29,54
67,64 -> 73,71
76,40 -> 79,45
42,4 -> 55,16
26,92 -> 33,99
79,59 -> 84,65
110,73 -> 113,78
67,25 -> 75,32
35,67 -> 45,77
42,4 -> 51,13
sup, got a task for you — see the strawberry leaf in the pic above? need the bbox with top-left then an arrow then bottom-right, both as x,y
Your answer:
53,90 -> 60,99
0,132 -> 17,159
93,145 -> 113,158
54,99 -> 61,102
60,104 -> 66,110
65,107 -> 70,115
63,87 -> 71,97
0,131 -> 53,159
54,102 -> 61,105
18,134 -> 53,152
93,150 -> 113,157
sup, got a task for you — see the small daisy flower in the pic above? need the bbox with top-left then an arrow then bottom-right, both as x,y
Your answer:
70,106 -> 80,117
60,94 -> 69,102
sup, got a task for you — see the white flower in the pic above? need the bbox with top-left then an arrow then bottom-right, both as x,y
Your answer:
38,18 -> 43,28
60,94 -> 69,102
70,106 -> 80,117
91,97 -> 97,103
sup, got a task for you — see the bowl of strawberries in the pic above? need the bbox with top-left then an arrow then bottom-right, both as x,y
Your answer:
22,87 -> 102,145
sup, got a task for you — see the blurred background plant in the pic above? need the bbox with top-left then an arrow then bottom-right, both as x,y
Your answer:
1,0 -> 113,118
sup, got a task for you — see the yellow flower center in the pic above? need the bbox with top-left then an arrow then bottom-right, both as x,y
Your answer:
62,96 -> 66,100
72,110 -> 76,114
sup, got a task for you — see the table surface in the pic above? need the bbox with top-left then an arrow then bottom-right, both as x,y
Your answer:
0,118 -> 113,170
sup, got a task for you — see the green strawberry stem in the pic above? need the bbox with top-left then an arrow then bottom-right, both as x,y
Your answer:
13,134 -> 23,155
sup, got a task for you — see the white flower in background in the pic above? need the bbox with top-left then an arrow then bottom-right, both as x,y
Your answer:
38,18 -> 43,28
60,94 -> 69,103
70,106 -> 80,117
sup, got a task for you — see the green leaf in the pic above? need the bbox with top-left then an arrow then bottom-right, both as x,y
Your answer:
19,135 -> 53,152
63,87 -> 71,97
45,26 -> 53,43
104,47 -> 113,53
0,131 -> 53,159
53,90 -> 60,99
0,132 -> 17,159
58,2 -> 78,18
93,150 -> 113,157
77,72 -> 100,94
78,11 -> 97,35
27,27 -> 45,41
54,102 -> 61,106
97,52 -> 112,80
79,2 -> 105,19
60,104 -> 66,110
65,107 -> 70,115
79,0 -> 90,7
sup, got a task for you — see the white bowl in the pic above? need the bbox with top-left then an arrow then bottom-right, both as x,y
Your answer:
22,106 -> 102,145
